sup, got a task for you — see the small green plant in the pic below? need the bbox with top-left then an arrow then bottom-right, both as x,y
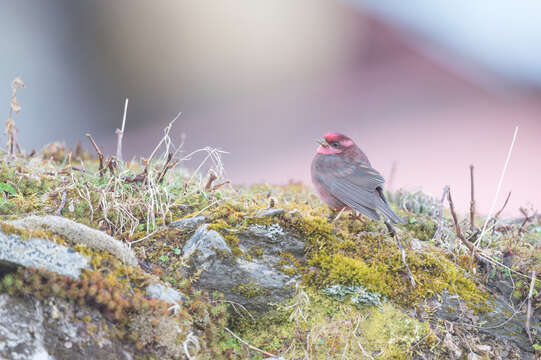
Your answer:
0,182 -> 16,196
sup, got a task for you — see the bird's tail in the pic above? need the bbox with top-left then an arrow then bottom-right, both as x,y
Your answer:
375,188 -> 406,225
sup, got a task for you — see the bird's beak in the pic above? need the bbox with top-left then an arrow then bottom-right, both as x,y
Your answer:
315,138 -> 328,147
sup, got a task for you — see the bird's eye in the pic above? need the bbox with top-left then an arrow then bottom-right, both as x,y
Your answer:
330,142 -> 340,148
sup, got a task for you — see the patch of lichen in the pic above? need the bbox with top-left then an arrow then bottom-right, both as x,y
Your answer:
235,288 -> 438,359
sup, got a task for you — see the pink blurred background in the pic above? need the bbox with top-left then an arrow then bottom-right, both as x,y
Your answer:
1,1 -> 540,216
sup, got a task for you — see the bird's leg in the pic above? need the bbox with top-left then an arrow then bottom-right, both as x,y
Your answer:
331,207 -> 347,223
385,221 -> 416,288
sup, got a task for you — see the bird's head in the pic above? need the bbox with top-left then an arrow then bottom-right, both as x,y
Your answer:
316,132 -> 355,155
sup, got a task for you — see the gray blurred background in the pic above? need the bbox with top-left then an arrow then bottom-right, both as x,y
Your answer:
1,0 -> 540,215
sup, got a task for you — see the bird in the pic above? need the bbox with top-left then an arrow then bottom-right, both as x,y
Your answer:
311,132 -> 405,226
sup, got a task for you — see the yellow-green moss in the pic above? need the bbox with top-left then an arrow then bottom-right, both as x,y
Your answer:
234,282 -> 262,298
405,217 -> 437,241
277,252 -> 300,276
236,289 -> 438,360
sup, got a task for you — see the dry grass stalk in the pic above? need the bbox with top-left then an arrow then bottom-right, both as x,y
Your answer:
204,170 -> 217,191
476,126 -> 519,247
85,133 -> 105,175
469,164 -> 475,231
518,207 -> 537,236
6,77 -> 25,157
115,98 -> 129,161
525,270 -> 536,344
447,188 -> 485,264
493,191 -> 512,221
55,190 -> 68,216
224,327 -> 277,358
211,180 -> 230,191
156,152 -> 178,184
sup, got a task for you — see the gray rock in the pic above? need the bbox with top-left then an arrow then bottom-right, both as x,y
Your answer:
182,221 -> 304,312
169,215 -> 206,231
255,208 -> 284,218
183,224 -> 231,259
8,216 -> 138,266
0,294 -> 134,360
436,291 -> 538,356
0,232 -> 89,279
146,282 -> 185,304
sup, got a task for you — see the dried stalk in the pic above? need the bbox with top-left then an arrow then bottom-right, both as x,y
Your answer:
6,77 -> 25,157
224,327 -> 277,358
476,126 -> 519,247
469,165 -> 475,231
115,98 -> 129,161
211,180 -> 230,191
447,188 -> 485,263
493,191 -> 512,221
85,133 -> 105,175
55,190 -> 68,216
518,207 -> 536,236
204,171 -> 217,191
156,152 -> 178,183
525,270 -> 536,344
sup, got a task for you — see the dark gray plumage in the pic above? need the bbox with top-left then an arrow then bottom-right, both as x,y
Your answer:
311,132 -> 405,225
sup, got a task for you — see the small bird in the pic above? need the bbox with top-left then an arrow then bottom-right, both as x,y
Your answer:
311,132 -> 405,226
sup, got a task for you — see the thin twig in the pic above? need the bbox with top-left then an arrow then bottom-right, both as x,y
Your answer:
147,113 -> 181,164
204,170 -> 217,191
115,98 -> 129,161
106,156 -> 118,175
55,190 -> 67,216
6,77 -> 25,158
469,164 -> 475,231
518,207 -> 536,236
211,180 -> 230,191
85,133 -> 105,175
476,126 -> 519,246
493,191 -> 512,221
447,188 -> 485,264
224,327 -> 277,358
525,270 -> 536,344
156,152 -> 178,183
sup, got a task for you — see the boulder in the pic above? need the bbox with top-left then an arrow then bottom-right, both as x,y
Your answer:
181,219 -> 305,312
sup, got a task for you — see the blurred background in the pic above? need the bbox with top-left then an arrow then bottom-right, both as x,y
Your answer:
1,0 -> 540,216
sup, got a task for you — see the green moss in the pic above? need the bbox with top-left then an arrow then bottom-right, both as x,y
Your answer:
277,252 -> 300,276
405,217 -> 437,241
236,289 -> 437,359
234,282 -> 262,298
249,245 -> 264,258
276,212 -> 490,311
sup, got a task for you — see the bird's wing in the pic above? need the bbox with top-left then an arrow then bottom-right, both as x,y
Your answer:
313,154 -> 384,220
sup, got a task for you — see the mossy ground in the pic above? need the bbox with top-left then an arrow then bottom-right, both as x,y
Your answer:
235,289 -> 438,360
0,142 -> 539,358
